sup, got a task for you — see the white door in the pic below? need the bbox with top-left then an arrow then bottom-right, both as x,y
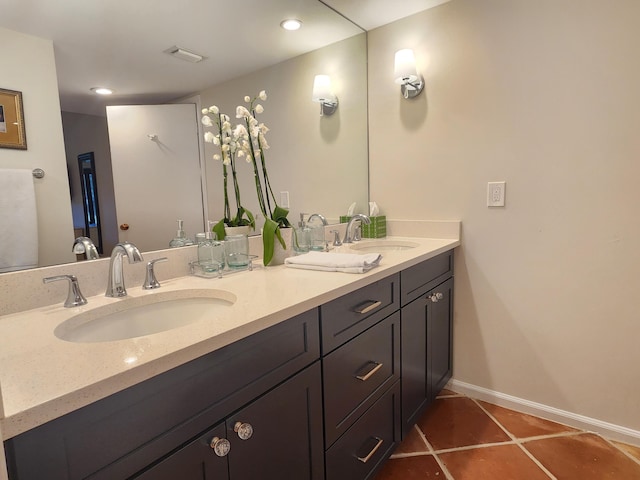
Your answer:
106,104 -> 205,251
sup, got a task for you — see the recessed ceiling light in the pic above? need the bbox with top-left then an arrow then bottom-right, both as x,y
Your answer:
90,87 -> 113,95
280,19 -> 302,31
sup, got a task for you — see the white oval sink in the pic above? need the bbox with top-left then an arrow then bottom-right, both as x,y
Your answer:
55,289 -> 236,343
349,240 -> 420,252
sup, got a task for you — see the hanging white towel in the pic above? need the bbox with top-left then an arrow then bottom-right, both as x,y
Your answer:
0,169 -> 38,272
285,251 -> 382,274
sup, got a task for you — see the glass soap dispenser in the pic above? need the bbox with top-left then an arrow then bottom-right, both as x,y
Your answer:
198,220 -> 225,272
169,219 -> 194,247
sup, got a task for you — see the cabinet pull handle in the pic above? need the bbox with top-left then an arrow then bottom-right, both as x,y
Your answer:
428,292 -> 444,303
356,436 -> 384,463
210,437 -> 231,457
355,361 -> 383,381
354,300 -> 382,314
233,421 -> 254,440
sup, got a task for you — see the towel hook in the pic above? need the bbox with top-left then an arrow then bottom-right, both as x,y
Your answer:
32,168 -> 45,179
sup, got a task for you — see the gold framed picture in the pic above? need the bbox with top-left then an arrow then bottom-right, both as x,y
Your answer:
0,88 -> 27,150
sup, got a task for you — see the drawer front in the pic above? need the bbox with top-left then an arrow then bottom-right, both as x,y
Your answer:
323,311 -> 400,447
321,273 -> 399,354
325,381 -> 401,480
7,309 -> 320,480
401,250 -> 453,306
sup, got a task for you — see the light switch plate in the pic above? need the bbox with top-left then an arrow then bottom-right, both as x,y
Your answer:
280,191 -> 290,208
487,181 -> 506,207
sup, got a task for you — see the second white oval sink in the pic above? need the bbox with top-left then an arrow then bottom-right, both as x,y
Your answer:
349,240 -> 419,252
55,289 -> 236,343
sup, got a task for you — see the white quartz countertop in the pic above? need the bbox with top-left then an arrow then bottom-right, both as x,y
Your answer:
0,236 -> 459,439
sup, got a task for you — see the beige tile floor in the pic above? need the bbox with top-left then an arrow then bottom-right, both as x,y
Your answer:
375,389 -> 640,480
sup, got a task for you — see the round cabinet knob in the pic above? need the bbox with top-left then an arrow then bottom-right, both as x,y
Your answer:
119,223 -> 130,231
210,437 -> 231,457
429,292 -> 444,303
234,421 -> 254,440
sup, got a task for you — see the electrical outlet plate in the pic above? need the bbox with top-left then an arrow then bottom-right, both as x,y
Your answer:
487,181 -> 506,207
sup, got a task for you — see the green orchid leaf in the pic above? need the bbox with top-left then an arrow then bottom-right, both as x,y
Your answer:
271,205 -> 290,226
243,207 -> 256,230
262,218 -> 278,265
212,218 -> 226,241
274,225 -> 286,249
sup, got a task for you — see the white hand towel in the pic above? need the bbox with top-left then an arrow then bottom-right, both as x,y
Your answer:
0,169 -> 38,272
285,251 -> 382,274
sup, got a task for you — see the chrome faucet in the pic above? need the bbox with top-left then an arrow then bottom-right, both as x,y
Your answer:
343,214 -> 370,244
72,236 -> 99,260
106,242 -> 143,297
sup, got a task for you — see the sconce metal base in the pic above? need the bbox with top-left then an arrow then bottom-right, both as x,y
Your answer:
401,77 -> 424,99
320,99 -> 338,116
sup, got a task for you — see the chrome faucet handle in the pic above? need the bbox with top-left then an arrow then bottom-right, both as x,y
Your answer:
43,274 -> 88,308
330,230 -> 342,247
143,257 -> 168,290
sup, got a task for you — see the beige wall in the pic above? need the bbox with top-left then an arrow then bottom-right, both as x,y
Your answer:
199,34 -> 369,226
0,28 -> 75,267
368,0 -> 640,430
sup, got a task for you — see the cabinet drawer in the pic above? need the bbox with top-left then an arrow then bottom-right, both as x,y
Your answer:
325,381 -> 401,480
323,312 -> 400,447
321,273 -> 399,353
401,251 -> 453,306
7,309 -> 320,480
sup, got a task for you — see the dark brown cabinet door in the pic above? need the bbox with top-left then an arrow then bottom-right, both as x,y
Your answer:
135,423 -> 229,480
227,362 -> 324,480
401,278 -> 453,438
428,278 -> 453,397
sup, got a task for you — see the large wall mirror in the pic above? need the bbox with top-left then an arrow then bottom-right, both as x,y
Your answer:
0,0 -> 369,270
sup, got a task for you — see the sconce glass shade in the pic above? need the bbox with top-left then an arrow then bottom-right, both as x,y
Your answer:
394,49 -> 424,99
394,49 -> 419,84
312,75 -> 334,102
312,74 -> 338,115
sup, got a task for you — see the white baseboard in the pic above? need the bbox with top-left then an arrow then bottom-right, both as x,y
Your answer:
448,379 -> 640,447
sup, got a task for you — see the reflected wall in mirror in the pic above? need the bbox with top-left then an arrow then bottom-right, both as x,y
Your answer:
0,0 -> 368,271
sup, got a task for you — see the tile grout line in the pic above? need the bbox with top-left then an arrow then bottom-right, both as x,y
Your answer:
602,437 -> 640,468
389,425 -> 431,459
415,422 -> 457,480
472,397 -> 558,480
420,431 -> 456,480
516,442 -> 558,480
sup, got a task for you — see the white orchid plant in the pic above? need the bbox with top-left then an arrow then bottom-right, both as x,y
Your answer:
236,90 -> 291,265
201,106 -> 255,240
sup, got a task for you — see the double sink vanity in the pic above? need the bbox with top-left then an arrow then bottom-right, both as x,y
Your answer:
0,227 -> 459,480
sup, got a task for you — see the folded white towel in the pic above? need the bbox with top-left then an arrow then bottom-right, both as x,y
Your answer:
0,169 -> 38,272
285,251 -> 382,274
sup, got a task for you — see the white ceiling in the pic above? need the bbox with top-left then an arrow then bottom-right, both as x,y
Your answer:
324,0 -> 452,30
0,0 -> 449,116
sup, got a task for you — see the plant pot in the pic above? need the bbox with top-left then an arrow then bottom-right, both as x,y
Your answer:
225,225 -> 252,236
269,226 -> 293,265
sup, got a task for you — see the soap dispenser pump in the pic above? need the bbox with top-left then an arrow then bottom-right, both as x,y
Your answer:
169,219 -> 194,248
294,213 -> 311,253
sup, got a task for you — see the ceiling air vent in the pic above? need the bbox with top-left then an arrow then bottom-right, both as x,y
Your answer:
164,46 -> 205,63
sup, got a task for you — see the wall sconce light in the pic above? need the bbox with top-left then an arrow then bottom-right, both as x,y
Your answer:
312,75 -> 338,116
394,49 -> 424,99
